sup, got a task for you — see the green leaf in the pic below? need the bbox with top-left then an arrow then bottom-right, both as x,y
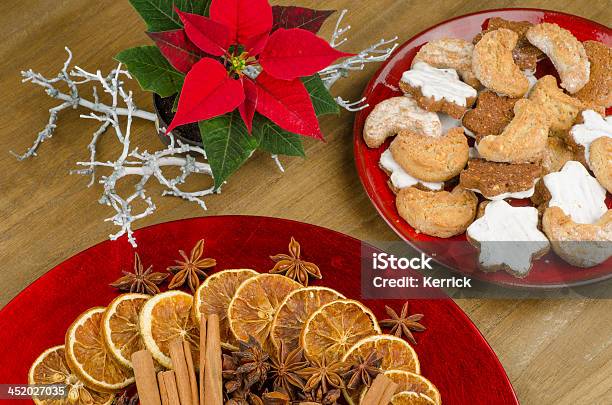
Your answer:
115,46 -> 184,97
199,112 -> 259,189
253,115 -> 305,157
302,74 -> 339,116
129,0 -> 210,31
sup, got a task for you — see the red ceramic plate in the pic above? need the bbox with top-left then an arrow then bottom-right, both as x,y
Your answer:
0,216 -> 517,404
353,8 -> 612,288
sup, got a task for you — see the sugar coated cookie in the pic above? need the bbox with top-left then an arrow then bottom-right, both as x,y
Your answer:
526,23 -> 590,94
363,96 -> 442,148
574,40 -> 612,108
396,186 -> 478,238
459,159 -> 541,200
477,99 -> 549,163
400,62 -> 477,118
462,91 -> 519,140
589,137 -> 612,193
543,161 -> 607,224
543,207 -> 612,268
467,200 -> 550,277
390,128 -> 469,182
379,148 -> 444,191
568,110 -> 612,168
472,28 -> 530,97
412,38 -> 480,87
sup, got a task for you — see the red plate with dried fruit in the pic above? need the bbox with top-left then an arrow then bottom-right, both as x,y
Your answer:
353,9 -> 612,288
0,216 -> 517,404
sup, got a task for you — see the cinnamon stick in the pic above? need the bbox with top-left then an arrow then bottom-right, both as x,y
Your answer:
162,371 -> 181,405
169,339 -> 193,405
199,315 -> 207,405
204,313 -> 222,405
131,350 -> 161,405
158,371 -> 169,405
361,374 -> 398,405
183,341 -> 199,405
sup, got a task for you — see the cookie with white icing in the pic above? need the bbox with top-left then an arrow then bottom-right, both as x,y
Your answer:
462,91 -> 519,140
459,159 -> 541,200
543,161 -> 607,224
399,62 -> 477,119
589,137 -> 612,194
526,23 -> 590,94
363,96 -> 442,148
396,186 -> 478,238
568,110 -> 612,168
467,200 -> 550,277
412,38 -> 480,87
379,148 -> 444,191
543,207 -> 612,268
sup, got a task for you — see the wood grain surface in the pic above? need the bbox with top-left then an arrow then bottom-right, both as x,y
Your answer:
0,1 -> 610,404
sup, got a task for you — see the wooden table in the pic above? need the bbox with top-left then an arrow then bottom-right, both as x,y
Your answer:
1,0 -> 610,403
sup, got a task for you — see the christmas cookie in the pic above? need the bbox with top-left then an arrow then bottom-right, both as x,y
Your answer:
466,200 -> 550,277
568,110 -> 612,168
543,161 -> 607,224
543,207 -> 612,268
574,40 -> 612,108
477,99 -> 549,163
459,159 -> 541,200
462,91 -> 519,140
396,186 -> 478,238
379,148 -> 444,191
390,127 -> 469,182
542,137 -> 574,174
412,38 -> 480,87
590,137 -> 612,193
399,62 -> 477,119
526,23 -> 590,94
472,29 -> 530,97
363,96 -> 442,148
528,75 -> 585,136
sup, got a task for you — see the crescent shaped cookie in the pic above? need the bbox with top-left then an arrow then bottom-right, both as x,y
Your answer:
543,207 -> 612,268
412,38 -> 480,87
396,186 -> 478,238
526,23 -> 590,94
472,28 -> 530,97
477,99 -> 549,163
363,96 -> 442,148
390,127 -> 469,182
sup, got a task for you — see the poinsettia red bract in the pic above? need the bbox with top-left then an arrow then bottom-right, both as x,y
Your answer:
163,0 -> 352,138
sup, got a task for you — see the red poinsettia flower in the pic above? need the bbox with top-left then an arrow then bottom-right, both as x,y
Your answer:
159,0 -> 352,138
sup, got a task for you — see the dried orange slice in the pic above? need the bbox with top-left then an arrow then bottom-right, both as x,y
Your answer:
29,345 -> 114,405
391,391 -> 436,405
193,269 -> 258,350
301,299 -> 381,362
228,274 -> 301,348
358,371 -> 440,405
140,290 -> 199,369
65,307 -> 134,392
101,293 -> 149,369
270,286 -> 345,352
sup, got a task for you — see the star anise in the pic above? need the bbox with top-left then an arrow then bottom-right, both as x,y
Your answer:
299,388 -> 341,405
167,239 -> 216,292
380,302 -> 426,344
109,252 -> 168,295
300,355 -> 346,396
270,342 -> 308,397
269,237 -> 322,286
234,336 -> 272,390
341,351 -> 382,390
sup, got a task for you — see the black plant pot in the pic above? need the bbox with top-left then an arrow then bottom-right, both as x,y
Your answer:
153,93 -> 204,147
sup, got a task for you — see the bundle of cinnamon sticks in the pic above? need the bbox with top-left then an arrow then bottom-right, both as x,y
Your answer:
131,314 -> 223,405
360,374 -> 399,405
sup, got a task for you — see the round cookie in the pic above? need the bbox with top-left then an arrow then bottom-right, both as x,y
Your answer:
395,186 -> 478,238
390,127 -> 469,182
543,207 -> 612,268
363,96 -> 442,148
472,28 -> 530,97
590,136 -> 612,193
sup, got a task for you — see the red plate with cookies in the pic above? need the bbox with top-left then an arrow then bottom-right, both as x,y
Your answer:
354,8 -> 612,288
